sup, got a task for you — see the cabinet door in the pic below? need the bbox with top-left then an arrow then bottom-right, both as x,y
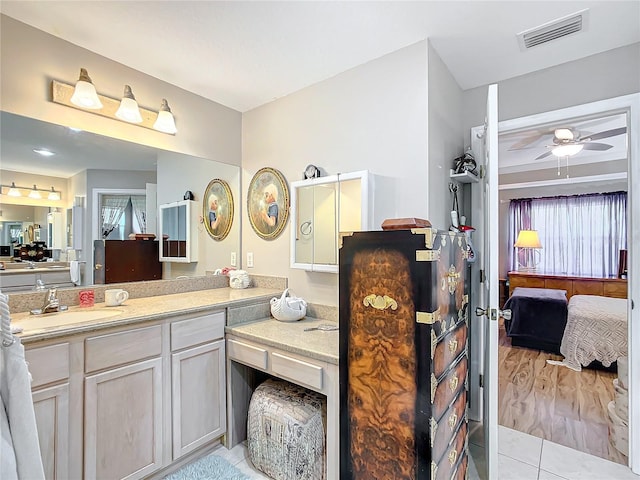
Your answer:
84,357 -> 163,480
32,383 -> 70,480
171,340 -> 226,459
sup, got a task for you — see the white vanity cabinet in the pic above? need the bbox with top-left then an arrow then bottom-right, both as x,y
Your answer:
290,170 -> 372,273
158,199 -> 199,263
83,325 -> 164,480
170,311 -> 226,459
25,342 -> 71,480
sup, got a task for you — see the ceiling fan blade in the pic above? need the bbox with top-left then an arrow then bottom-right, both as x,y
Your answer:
535,150 -> 553,160
583,127 -> 627,141
509,132 -> 547,150
582,142 -> 614,151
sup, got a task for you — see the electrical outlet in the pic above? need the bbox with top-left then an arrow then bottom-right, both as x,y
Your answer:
247,252 -> 254,268
230,252 -> 237,267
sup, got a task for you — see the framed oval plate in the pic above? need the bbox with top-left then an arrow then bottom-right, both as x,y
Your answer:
203,178 -> 234,241
247,167 -> 290,240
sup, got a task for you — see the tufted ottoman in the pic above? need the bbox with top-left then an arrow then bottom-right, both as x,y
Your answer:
248,378 -> 326,480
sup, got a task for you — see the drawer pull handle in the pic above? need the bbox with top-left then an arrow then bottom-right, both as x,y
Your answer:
449,374 -> 459,393
363,294 -> 398,311
448,339 -> 458,354
448,412 -> 458,430
448,448 -> 458,466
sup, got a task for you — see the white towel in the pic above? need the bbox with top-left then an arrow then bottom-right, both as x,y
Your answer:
70,260 -> 80,284
1,392 -> 18,479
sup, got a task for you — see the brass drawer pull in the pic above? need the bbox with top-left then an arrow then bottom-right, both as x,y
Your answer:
449,374 -> 459,393
448,412 -> 458,430
448,448 -> 458,466
363,294 -> 398,311
448,339 -> 458,354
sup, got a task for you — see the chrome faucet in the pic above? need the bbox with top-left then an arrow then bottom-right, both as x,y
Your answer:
30,288 -> 68,315
35,279 -> 46,291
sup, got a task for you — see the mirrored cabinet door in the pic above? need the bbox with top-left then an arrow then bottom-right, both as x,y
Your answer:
290,170 -> 370,273
159,200 -> 198,263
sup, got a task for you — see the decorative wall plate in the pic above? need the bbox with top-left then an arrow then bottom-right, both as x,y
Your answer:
247,167 -> 289,240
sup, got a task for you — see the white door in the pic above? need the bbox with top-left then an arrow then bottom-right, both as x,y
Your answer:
478,83 -> 500,479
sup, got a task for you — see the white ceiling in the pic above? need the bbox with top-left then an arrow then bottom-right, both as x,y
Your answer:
1,1 -> 639,113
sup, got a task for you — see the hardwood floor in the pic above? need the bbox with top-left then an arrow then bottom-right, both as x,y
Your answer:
498,320 -> 628,465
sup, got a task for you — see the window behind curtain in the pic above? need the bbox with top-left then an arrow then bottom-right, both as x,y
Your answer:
508,192 -> 627,277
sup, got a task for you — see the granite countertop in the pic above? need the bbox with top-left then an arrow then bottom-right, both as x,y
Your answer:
12,287 -> 281,344
226,317 -> 339,365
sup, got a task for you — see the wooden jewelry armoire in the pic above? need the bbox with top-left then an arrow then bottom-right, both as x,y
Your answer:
339,228 -> 469,480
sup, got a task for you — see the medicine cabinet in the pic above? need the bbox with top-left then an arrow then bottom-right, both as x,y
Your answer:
158,200 -> 199,263
290,170 -> 371,273
47,211 -> 64,250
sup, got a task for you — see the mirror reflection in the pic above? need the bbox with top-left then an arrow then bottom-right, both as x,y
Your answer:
0,111 -> 241,291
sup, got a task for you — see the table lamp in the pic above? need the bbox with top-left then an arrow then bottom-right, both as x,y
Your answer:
515,230 -> 542,271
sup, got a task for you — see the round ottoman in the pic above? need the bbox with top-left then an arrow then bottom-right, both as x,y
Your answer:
248,378 -> 326,480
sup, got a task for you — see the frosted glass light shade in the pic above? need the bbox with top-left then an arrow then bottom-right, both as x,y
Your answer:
552,143 -> 583,157
153,99 -> 177,134
48,187 -> 61,201
70,68 -> 103,109
514,230 -> 542,248
115,85 -> 143,123
28,185 -> 42,199
8,182 -> 21,197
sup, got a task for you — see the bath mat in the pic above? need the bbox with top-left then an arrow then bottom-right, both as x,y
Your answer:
164,454 -> 250,480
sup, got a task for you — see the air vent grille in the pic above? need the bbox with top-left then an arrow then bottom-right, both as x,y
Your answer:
518,10 -> 588,50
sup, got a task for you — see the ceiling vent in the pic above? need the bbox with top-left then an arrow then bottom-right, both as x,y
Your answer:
517,9 -> 589,50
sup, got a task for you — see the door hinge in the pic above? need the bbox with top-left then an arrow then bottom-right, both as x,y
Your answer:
479,374 -> 484,388
479,269 -> 486,283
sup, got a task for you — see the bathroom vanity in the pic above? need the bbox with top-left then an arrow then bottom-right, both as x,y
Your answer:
14,286 -> 282,480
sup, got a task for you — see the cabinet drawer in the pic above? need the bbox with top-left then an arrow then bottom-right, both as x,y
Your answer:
432,354 -> 467,421
573,280 -> 603,296
432,389 -> 466,465
26,343 -> 70,388
545,279 -> 572,297
604,282 -> 627,299
271,352 -> 323,391
227,339 -> 267,370
1,273 -> 37,288
85,325 -> 162,373
432,323 -> 467,379
171,311 -> 225,351
434,419 -> 467,480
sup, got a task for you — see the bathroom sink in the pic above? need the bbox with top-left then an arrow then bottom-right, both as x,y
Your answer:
15,308 -> 123,331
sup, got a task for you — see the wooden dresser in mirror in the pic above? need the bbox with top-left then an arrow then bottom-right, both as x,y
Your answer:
507,271 -> 627,300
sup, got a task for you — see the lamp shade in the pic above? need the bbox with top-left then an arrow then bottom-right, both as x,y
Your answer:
514,230 -> 542,248
7,182 -> 21,197
153,99 -> 177,134
115,85 -> 143,123
552,143 -> 583,157
70,68 -> 103,109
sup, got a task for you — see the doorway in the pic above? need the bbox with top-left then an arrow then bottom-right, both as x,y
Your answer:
468,92 -> 640,477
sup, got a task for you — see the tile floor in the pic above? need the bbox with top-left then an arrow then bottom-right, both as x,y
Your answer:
212,426 -> 639,480
468,423 -> 639,480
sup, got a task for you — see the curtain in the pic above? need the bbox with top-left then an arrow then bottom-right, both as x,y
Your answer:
130,196 -> 147,233
509,192 -> 627,277
101,195 -> 129,238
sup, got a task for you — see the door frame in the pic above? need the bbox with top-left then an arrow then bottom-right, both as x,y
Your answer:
472,92 -> 639,473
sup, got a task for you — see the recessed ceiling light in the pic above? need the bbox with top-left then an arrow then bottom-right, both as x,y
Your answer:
68,127 -> 83,133
33,148 -> 55,157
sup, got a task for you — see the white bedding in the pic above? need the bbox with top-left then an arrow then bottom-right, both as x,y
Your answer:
551,295 -> 627,371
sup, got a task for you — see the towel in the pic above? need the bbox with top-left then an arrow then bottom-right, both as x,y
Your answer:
70,260 -> 80,284
0,293 -> 45,480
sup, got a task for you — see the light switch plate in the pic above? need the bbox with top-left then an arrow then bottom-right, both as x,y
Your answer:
247,252 -> 254,268
230,252 -> 237,267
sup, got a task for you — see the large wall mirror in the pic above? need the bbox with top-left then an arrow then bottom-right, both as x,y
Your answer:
0,111 -> 241,288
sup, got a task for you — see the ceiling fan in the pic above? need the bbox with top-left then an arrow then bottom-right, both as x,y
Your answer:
508,126 -> 627,160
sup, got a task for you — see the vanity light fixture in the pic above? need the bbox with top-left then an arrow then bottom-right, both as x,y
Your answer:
52,69 -> 177,135
153,99 -> 177,134
28,185 -> 42,199
7,182 -> 21,197
115,85 -> 143,123
70,68 -> 103,109
48,187 -> 61,201
1,183 -> 62,200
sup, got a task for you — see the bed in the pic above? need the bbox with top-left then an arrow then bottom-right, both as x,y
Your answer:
503,287 -> 568,354
554,295 -> 628,371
